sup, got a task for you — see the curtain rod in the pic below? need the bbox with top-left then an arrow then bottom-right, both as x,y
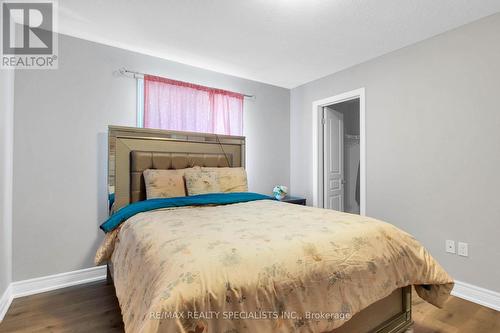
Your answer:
118,67 -> 255,99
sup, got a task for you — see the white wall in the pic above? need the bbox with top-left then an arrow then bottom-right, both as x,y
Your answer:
290,13 -> 500,292
12,33 -> 290,280
0,69 -> 14,297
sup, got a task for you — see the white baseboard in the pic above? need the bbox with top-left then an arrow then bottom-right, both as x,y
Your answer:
0,284 -> 13,323
452,280 -> 500,311
11,265 -> 106,299
0,265 -> 106,322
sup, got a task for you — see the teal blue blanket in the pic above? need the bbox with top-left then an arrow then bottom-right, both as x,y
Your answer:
100,192 -> 272,233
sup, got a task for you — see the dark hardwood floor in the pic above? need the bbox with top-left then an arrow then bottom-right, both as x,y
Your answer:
0,281 -> 498,332
412,291 -> 500,333
0,282 -> 123,333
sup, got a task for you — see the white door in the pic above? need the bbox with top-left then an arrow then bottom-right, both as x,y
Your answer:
323,107 -> 344,211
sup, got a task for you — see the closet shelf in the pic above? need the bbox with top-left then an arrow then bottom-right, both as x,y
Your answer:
345,134 -> 360,140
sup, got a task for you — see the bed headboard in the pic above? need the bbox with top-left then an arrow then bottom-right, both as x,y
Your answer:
108,126 -> 245,213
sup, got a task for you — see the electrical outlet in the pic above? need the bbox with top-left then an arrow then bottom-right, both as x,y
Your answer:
458,242 -> 468,257
445,240 -> 455,254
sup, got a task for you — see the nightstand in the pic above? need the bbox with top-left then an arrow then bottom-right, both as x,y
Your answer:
278,196 -> 306,206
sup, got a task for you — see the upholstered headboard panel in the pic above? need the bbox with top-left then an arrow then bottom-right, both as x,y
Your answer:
130,151 -> 232,203
108,126 -> 245,212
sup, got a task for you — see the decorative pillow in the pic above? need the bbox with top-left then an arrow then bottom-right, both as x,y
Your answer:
202,167 -> 248,192
143,169 -> 187,199
184,169 -> 221,195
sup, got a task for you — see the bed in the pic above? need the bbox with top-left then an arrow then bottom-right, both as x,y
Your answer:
96,126 -> 453,333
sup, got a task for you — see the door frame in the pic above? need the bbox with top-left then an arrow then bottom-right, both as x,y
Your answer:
312,88 -> 366,215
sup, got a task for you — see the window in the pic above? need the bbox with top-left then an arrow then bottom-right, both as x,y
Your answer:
136,75 -> 243,135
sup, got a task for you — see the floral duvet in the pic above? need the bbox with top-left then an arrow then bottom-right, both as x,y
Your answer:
96,199 -> 453,333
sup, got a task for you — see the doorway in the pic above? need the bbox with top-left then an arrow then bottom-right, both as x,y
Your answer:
312,88 -> 366,215
323,100 -> 360,213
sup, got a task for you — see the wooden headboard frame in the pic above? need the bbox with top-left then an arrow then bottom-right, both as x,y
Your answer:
108,126 -> 246,212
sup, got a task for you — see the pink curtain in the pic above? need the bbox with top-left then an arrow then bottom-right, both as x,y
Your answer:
144,75 -> 243,135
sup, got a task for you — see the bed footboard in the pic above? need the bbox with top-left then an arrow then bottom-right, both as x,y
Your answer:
330,286 -> 412,333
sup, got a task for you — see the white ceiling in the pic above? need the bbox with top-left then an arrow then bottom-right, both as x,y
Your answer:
58,0 -> 500,88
